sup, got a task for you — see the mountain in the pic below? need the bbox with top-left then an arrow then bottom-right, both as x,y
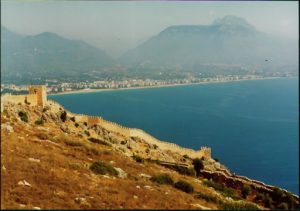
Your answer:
119,16 -> 298,70
1,26 -> 114,82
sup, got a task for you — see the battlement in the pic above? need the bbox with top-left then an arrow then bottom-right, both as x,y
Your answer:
2,85 -> 47,107
47,99 -> 212,159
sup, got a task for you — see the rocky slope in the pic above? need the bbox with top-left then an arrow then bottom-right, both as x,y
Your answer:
1,101 -> 298,209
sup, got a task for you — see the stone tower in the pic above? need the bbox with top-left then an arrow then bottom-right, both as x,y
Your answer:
28,85 -> 47,107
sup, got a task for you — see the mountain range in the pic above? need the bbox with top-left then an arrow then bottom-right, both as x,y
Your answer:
1,26 -> 114,82
119,16 -> 297,68
1,16 -> 298,83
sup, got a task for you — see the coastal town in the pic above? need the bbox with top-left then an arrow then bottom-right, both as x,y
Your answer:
1,72 -> 295,95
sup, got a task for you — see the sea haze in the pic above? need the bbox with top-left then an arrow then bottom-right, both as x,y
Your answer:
49,78 -> 299,194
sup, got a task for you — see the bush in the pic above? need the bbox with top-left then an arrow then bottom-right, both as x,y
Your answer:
162,164 -> 196,177
74,123 -> 79,127
60,111 -> 67,122
277,202 -> 289,210
88,137 -> 111,146
84,130 -> 90,136
196,192 -> 220,204
132,154 -> 144,163
150,174 -> 174,185
18,111 -> 28,122
241,184 -> 251,198
174,180 -> 194,193
203,179 -> 240,200
192,158 -> 204,177
214,158 -> 219,162
220,201 -> 260,210
70,116 -> 76,122
37,133 -> 49,140
263,193 -> 273,208
35,118 -> 44,125
90,161 -> 118,176
183,154 -> 190,159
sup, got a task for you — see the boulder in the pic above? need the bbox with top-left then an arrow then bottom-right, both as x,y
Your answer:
114,167 -> 127,179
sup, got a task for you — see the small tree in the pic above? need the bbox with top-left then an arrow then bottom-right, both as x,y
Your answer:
60,110 -> 67,122
242,184 -> 251,198
18,111 -> 28,122
174,180 -> 194,193
192,158 -> 204,177
35,118 -> 44,125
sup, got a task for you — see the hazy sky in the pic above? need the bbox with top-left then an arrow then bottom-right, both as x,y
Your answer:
1,1 -> 298,58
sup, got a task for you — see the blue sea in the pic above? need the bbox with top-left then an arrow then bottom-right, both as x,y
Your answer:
49,78 -> 299,194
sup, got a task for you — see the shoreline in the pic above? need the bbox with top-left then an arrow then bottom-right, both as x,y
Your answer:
48,76 -> 291,96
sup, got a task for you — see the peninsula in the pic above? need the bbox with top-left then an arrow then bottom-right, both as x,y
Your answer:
1,85 -> 298,210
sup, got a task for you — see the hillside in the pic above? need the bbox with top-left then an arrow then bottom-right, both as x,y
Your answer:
1,99 -> 299,209
119,16 -> 298,70
1,26 -> 114,83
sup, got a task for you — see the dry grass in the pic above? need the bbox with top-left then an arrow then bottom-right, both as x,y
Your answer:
1,104 -> 250,209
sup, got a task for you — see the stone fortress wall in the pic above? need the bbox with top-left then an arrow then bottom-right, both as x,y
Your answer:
1,85 -> 47,107
47,99 -> 211,159
1,86 -> 211,159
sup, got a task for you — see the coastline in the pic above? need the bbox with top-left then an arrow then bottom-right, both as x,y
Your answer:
48,76 -> 288,96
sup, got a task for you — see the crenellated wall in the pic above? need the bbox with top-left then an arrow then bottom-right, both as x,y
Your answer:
1,93 -> 38,106
46,99 -> 211,159
1,85 -> 47,107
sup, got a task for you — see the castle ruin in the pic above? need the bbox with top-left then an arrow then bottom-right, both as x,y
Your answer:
1,85 -> 47,107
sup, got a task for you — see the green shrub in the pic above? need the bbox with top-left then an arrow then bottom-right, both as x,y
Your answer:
220,201 -> 260,210
37,133 -> 49,140
192,158 -> 204,177
90,161 -> 118,176
18,111 -> 28,122
174,180 -> 194,193
60,111 -> 67,122
64,140 -> 85,147
203,179 -> 240,200
263,193 -> 273,208
163,164 -> 196,177
70,116 -> 76,122
277,202 -> 289,210
214,158 -> 219,162
88,137 -> 111,146
132,154 -> 144,163
241,184 -> 251,198
35,118 -> 44,125
196,192 -> 220,204
183,154 -> 190,159
150,174 -> 174,185
84,130 -> 90,136
74,123 -> 79,127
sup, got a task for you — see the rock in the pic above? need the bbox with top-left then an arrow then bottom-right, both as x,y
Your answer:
28,158 -> 40,163
18,180 -> 31,187
136,185 -> 140,189
139,173 -> 151,179
33,207 -> 41,210
165,192 -> 169,195
109,160 -> 115,164
2,123 -> 13,133
144,185 -> 152,190
19,204 -> 26,208
114,167 -> 127,179
2,165 -> 6,171
133,195 -> 138,199
102,175 -> 110,179
190,204 -> 211,210
60,125 -> 70,133
75,197 -> 91,208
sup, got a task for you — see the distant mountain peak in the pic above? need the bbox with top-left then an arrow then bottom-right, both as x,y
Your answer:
212,15 -> 255,30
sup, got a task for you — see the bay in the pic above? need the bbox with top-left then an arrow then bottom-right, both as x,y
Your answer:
49,78 -> 299,194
